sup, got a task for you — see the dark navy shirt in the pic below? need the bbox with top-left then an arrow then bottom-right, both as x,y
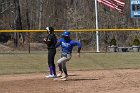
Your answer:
46,34 -> 57,49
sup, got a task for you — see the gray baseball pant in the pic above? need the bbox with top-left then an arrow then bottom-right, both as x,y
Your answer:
57,54 -> 71,76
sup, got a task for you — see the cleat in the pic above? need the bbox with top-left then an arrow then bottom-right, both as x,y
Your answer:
61,78 -> 67,81
57,73 -> 62,77
53,75 -> 57,78
45,74 -> 57,78
60,75 -> 68,79
53,78 -> 67,81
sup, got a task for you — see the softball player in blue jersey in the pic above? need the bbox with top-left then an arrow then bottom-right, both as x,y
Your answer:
56,31 -> 81,80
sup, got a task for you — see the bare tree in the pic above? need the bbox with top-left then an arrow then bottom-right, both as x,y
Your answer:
38,0 -> 43,29
13,0 -> 22,47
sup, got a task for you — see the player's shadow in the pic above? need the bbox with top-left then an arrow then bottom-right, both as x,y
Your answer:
67,74 -> 100,81
67,78 -> 99,81
68,74 -> 79,76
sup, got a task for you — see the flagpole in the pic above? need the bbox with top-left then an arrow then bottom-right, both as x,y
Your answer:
95,0 -> 100,52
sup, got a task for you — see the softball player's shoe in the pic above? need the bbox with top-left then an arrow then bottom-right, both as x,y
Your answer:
57,73 -> 62,77
53,76 -> 67,81
53,75 -> 57,78
61,78 -> 67,81
60,75 -> 68,81
60,75 -> 68,79
45,75 -> 57,78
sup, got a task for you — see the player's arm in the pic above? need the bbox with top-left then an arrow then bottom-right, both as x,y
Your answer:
43,36 -> 52,47
55,38 -> 62,48
74,41 -> 81,57
77,43 -> 81,57
43,38 -> 49,44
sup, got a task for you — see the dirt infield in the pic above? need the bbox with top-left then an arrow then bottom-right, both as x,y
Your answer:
0,69 -> 140,93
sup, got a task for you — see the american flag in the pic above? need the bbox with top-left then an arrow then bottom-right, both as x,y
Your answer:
97,0 -> 125,13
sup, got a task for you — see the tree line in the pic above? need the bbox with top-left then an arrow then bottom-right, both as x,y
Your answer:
0,0 -> 140,51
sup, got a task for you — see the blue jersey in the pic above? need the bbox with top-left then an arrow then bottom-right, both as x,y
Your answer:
56,38 -> 81,54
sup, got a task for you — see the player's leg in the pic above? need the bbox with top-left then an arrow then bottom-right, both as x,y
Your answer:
45,49 -> 56,78
57,58 -> 64,77
58,63 -> 63,76
57,57 -> 69,77
62,54 -> 71,78
61,62 -> 68,78
57,54 -> 71,78
51,49 -> 56,76
48,50 -> 53,75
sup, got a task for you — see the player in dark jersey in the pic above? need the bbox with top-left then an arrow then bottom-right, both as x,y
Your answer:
44,27 -> 57,78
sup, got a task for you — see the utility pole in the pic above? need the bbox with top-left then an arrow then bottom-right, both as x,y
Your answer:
95,0 -> 100,52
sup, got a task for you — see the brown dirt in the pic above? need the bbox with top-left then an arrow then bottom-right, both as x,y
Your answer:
0,69 -> 140,93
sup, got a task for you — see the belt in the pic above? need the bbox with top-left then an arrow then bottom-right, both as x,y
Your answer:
62,53 -> 71,55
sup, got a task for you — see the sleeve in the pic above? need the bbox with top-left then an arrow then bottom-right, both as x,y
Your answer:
55,38 -> 62,48
44,35 -> 52,46
73,41 -> 81,53
53,35 -> 57,45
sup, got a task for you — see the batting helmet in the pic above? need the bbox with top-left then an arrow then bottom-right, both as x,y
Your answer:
46,27 -> 54,33
62,31 -> 70,37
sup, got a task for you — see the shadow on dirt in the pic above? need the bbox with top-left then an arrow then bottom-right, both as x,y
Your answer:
68,74 -> 79,76
67,78 -> 99,81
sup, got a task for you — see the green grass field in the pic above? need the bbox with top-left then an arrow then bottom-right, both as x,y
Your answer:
0,52 -> 140,75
